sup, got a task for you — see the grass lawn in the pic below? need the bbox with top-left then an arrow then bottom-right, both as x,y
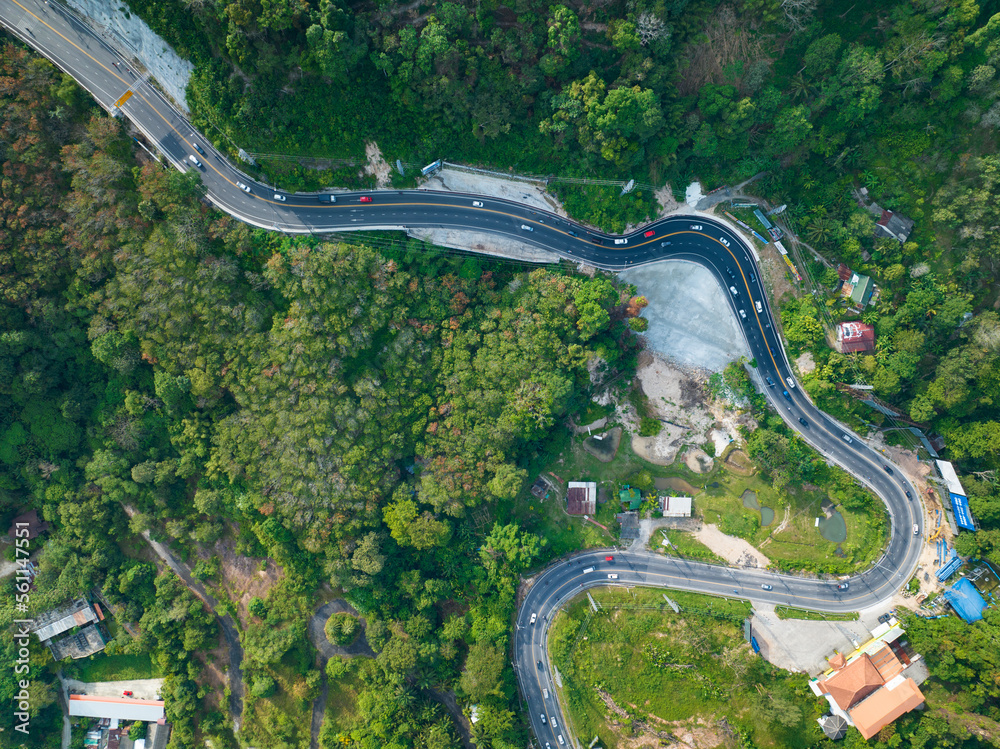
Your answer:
774,606 -> 859,622
63,652 -> 163,683
320,669 -> 362,748
549,587 -> 825,749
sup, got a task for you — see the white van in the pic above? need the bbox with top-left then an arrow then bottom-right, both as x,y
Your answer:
188,154 -> 202,168
583,567 -> 594,574
614,238 -> 628,245
608,574 -> 618,579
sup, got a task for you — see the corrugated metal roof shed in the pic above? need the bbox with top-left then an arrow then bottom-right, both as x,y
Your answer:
68,695 -> 165,722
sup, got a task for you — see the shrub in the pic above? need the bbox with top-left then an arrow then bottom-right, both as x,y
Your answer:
639,417 -> 662,437
325,612 -> 360,647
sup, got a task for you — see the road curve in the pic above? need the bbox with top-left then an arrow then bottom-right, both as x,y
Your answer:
0,3 -> 925,746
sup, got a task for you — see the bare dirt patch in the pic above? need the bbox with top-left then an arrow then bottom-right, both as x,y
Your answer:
755,238 -> 800,303
654,185 -> 683,217
362,142 -> 392,188
692,523 -> 771,568
628,352 -> 716,465
684,447 -> 714,474
796,351 -> 816,374
197,530 -> 284,627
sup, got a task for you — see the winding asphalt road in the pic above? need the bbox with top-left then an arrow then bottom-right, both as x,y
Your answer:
0,3 -> 926,746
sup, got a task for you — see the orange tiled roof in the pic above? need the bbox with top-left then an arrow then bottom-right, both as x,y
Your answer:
849,677 -> 925,740
817,654 -> 884,711
868,644 -> 904,683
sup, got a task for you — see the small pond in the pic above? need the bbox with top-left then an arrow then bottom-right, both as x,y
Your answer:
654,476 -> 701,495
741,489 -> 774,527
818,510 -> 847,543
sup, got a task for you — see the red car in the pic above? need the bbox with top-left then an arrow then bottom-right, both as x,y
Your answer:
122,690 -> 133,697
359,196 -> 373,202
644,230 -> 655,237
605,555 -> 614,562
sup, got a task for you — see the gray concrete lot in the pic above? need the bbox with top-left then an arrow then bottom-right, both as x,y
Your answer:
749,602 -> 897,675
619,261 -> 747,372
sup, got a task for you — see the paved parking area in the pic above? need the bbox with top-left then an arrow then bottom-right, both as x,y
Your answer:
748,602 -> 895,675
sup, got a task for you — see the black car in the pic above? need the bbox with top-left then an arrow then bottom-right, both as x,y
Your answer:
798,417 -> 809,428
537,660 -> 544,671
905,490 -> 912,499
883,465 -> 894,475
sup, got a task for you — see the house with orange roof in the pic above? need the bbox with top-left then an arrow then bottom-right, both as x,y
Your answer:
809,619 -> 928,740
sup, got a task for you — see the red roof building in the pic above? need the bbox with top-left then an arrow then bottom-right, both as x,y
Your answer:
566,482 -> 597,515
836,322 -> 876,354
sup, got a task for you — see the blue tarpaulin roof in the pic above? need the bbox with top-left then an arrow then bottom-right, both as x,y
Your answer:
951,494 -> 976,531
937,551 -> 962,581
943,578 -> 987,622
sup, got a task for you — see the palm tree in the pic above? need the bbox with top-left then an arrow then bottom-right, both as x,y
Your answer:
789,73 -> 813,101
806,218 -> 832,244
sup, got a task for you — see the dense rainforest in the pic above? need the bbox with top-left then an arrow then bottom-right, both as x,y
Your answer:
2,0 -> 1000,746
0,41 -> 639,748
126,0 -> 1000,484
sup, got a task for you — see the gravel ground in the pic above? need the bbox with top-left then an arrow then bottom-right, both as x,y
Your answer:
619,261 -> 747,372
420,168 -> 564,214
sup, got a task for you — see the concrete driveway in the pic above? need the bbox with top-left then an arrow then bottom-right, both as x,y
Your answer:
63,677 -> 164,700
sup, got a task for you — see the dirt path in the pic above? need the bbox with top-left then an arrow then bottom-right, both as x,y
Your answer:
307,600 -> 375,749
426,687 -> 475,749
123,508 -> 244,730
760,507 -> 791,547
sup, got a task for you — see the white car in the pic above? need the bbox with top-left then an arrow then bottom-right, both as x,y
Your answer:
739,309 -> 746,319
521,224 -> 533,232
690,224 -> 702,230
729,286 -> 738,295
540,714 -> 546,724
551,717 -> 557,728
473,201 -> 484,207
236,182 -> 251,193
273,193 -> 286,202
755,301 -> 763,313
613,238 -> 628,245
529,613 -> 537,625
913,524 -> 920,535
